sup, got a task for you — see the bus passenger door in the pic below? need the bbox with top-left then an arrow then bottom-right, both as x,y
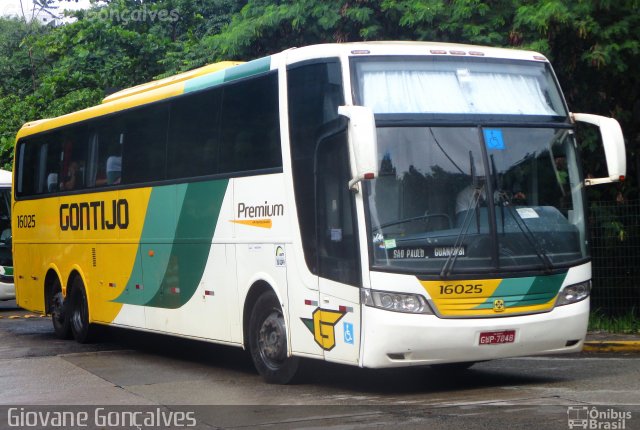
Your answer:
316,131 -> 361,364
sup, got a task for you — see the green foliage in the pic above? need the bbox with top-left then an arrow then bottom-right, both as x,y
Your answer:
0,0 -> 638,199
589,308 -> 639,334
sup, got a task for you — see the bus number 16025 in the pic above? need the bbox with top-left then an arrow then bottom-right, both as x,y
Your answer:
439,284 -> 483,295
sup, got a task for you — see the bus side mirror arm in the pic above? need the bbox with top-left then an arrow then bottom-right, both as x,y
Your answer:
571,113 -> 626,186
338,105 -> 378,191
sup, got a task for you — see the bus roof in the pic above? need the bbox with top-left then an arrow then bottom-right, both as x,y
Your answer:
102,61 -> 243,104
284,41 -> 548,64
16,42 -> 549,141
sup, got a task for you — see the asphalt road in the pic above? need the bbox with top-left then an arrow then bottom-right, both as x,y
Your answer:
1,299 -> 639,429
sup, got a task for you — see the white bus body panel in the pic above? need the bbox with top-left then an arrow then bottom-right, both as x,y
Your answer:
360,262 -> 592,367
361,298 -> 589,368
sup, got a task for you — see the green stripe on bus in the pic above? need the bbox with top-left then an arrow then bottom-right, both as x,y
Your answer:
145,179 -> 227,309
473,272 -> 566,309
508,272 -> 566,307
223,56 -> 271,82
184,56 -> 271,94
115,185 -> 184,306
115,179 -> 228,308
184,71 -> 225,93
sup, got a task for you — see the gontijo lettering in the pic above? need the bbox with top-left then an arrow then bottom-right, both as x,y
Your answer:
60,199 -> 129,231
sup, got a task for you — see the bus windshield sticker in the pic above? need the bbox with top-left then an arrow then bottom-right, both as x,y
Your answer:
330,228 -> 343,242
484,129 -> 505,150
516,207 -> 539,219
275,245 -> 286,267
384,239 -> 397,249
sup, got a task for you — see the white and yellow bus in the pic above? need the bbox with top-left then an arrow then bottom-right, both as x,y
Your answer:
13,42 -> 626,383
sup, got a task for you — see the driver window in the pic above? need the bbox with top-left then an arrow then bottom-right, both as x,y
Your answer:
315,131 -> 360,287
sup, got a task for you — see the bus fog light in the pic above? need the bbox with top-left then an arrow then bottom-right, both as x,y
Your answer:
362,289 -> 433,314
556,281 -> 591,306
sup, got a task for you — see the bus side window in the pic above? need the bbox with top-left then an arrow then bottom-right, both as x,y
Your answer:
91,126 -> 123,187
167,88 -> 222,179
121,104 -> 169,184
219,72 -> 281,174
44,139 -> 62,193
16,140 -> 40,197
60,138 -> 87,191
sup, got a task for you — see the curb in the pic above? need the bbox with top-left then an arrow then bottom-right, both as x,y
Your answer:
583,341 -> 640,353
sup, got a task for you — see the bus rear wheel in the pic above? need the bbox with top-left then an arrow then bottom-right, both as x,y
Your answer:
50,278 -> 71,339
248,291 -> 300,384
69,277 -> 94,344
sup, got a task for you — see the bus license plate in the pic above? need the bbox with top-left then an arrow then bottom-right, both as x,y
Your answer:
479,330 -> 516,345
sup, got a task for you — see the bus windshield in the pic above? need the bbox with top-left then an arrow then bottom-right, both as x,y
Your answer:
366,126 -> 586,274
352,56 -> 566,116
353,56 -> 585,275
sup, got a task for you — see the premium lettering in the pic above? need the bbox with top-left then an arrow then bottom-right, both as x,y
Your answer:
60,199 -> 129,231
237,201 -> 284,218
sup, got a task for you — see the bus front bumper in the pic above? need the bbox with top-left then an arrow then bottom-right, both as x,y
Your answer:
360,298 -> 589,368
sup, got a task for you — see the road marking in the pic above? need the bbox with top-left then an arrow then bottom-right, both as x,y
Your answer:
0,314 -> 48,320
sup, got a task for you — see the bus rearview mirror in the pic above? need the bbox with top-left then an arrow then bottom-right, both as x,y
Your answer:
338,105 -> 378,190
572,113 -> 626,186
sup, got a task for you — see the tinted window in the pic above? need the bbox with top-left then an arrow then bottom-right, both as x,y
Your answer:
87,120 -> 124,188
16,127 -> 84,197
219,73 -> 281,173
16,140 -> 39,197
167,89 -> 222,179
121,104 -> 169,184
16,71 -> 283,198
316,131 -> 360,286
288,60 -> 353,278
59,126 -> 89,192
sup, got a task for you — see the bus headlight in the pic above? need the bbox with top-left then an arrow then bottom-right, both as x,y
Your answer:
556,281 -> 591,306
362,289 -> 433,314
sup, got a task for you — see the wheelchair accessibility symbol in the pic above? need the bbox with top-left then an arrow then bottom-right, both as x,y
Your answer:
483,128 -> 505,150
343,322 -> 354,345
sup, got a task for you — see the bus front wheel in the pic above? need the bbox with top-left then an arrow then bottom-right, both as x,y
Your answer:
69,277 -> 94,344
248,291 -> 300,384
50,278 -> 71,339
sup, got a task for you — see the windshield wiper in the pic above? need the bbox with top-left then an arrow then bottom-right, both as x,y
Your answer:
490,155 -> 553,273
496,194 -> 553,273
440,150 -> 483,278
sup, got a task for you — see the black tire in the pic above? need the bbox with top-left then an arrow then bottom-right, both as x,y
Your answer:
69,277 -> 94,344
50,278 -> 72,339
248,291 -> 300,384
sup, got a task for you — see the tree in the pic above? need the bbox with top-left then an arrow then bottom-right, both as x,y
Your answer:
186,0 -> 639,198
0,0 -> 637,196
